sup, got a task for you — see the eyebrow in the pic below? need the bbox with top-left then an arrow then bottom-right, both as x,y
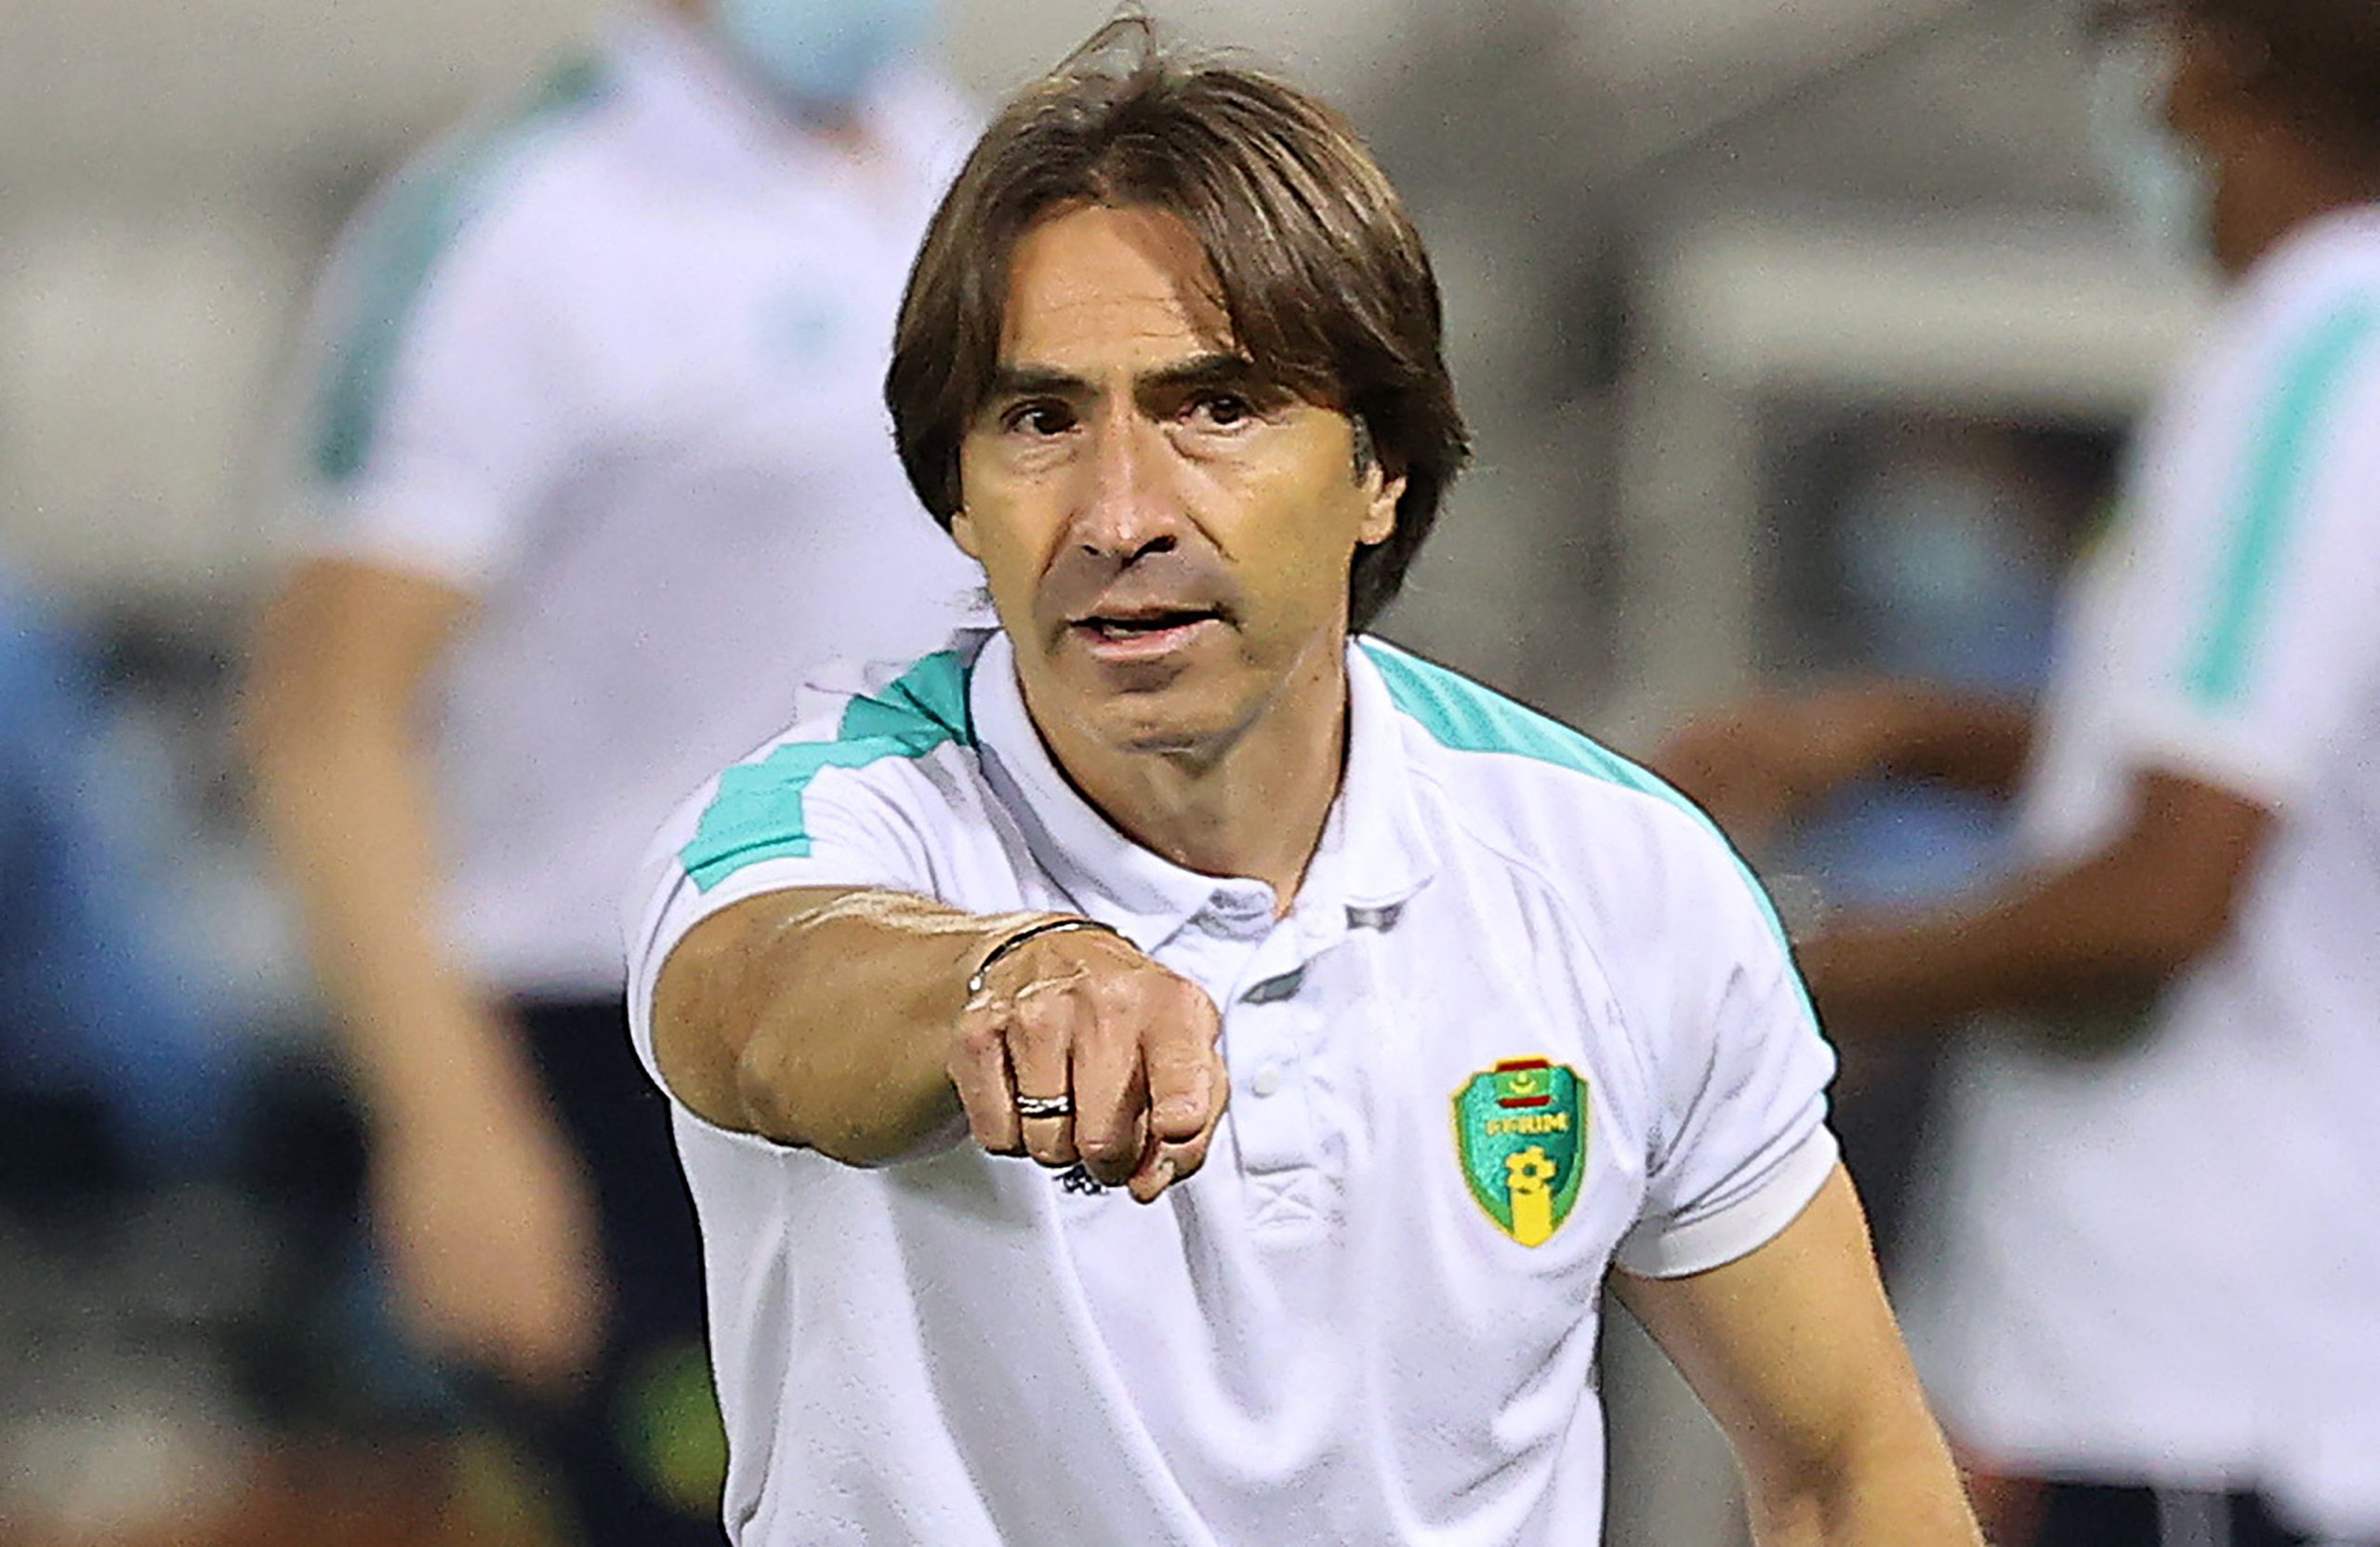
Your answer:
1141,351 -> 1266,397
985,351 -> 1267,404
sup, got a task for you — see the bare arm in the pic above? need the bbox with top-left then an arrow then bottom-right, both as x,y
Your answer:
652,887 -> 1230,1201
244,557 -> 602,1386
653,889 -> 1033,1161
245,560 -> 531,1126
1864,685 -> 2035,796
1655,681 -> 2035,853
1616,1167 -> 1983,1547
1802,771 -> 2269,1042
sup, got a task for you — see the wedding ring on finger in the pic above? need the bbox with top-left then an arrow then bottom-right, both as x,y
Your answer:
1013,1092 -> 1075,1121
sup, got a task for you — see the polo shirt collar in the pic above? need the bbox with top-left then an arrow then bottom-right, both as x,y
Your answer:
967,631 -> 1439,957
1300,639 -> 1440,932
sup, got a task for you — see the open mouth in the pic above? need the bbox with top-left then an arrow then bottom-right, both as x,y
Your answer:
1076,607 -> 1221,641
1065,605 -> 1227,663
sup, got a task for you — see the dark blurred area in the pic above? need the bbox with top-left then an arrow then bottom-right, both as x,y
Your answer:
0,567 -> 523,1543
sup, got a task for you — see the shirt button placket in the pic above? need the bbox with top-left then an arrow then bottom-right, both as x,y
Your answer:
1226,950 -> 1316,1184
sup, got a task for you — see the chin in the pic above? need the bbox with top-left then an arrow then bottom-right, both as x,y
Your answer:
1075,688 -> 1241,760
1094,707 -> 1225,758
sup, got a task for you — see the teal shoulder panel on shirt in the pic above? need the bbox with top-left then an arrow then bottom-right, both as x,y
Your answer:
680,652 -> 974,893
311,57 -> 613,484
2188,294 -> 2380,706
1360,640 -> 1799,959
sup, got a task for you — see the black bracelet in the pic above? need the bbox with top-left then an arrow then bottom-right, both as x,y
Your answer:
965,917 -> 1127,998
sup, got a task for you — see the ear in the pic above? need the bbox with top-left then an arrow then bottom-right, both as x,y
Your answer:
1357,464 -> 1405,549
947,505 -> 983,561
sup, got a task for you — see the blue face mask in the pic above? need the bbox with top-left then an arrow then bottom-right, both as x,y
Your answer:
2087,33 -> 2218,271
708,0 -> 939,112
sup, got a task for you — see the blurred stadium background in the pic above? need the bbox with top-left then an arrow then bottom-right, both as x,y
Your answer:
0,0 -> 2212,1541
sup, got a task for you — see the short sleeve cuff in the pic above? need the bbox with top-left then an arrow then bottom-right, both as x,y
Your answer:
1615,1124 -> 1839,1280
627,860 -> 972,1163
2111,696 -> 2310,811
624,851 -> 925,1125
287,483 -> 522,590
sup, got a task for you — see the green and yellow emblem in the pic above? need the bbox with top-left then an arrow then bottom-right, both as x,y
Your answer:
1453,1058 -> 1588,1247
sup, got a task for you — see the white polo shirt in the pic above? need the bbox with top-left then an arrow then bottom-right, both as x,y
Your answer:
282,8 -> 984,998
1898,207 -> 2380,1538
626,629 -> 1839,1546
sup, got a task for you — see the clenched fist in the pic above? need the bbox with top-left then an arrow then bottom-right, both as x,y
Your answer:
948,922 -> 1228,1203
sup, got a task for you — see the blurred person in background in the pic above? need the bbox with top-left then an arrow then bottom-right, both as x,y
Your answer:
1763,427 -> 2075,1264
0,548 -> 269,1541
1658,1 -> 2380,1542
244,0 -> 981,1539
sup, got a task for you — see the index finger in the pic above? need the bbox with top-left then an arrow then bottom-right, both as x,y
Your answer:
1143,982 -> 1222,1144
1130,1052 -> 1229,1204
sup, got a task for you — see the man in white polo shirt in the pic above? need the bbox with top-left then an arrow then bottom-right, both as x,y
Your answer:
245,1 -> 978,1537
1658,2 -> 2380,1542
629,24 -> 1981,1545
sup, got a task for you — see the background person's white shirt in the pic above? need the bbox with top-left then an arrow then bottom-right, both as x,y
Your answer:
625,631 -> 1840,1546
280,9 -> 985,998
1899,206 -> 2380,1540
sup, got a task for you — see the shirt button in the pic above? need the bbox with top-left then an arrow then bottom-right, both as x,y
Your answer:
1250,1065 -> 1283,1099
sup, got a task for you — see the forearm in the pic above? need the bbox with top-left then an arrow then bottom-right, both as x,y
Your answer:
1653,681 -> 2035,855
652,888 -> 1053,1161
248,710 -> 539,1130
1803,853 -> 2194,1042
1865,682 -> 2035,799
1621,1171 -> 1983,1547
1746,1424 -> 1983,1547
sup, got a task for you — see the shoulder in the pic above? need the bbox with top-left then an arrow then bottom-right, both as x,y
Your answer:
321,55 -> 623,317
2232,208 -> 2380,332
1358,639 -> 1789,944
370,56 -> 616,222
1361,640 -> 1743,864
2183,212 -> 2380,428
2130,215 -> 2380,569
298,53 -> 654,482
873,66 -> 984,181
676,639 -> 987,895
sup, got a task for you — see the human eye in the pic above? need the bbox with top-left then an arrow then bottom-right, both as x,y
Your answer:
1186,390 -> 1257,430
999,399 -> 1078,438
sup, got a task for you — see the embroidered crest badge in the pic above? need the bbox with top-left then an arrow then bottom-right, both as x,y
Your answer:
1452,1058 -> 1589,1248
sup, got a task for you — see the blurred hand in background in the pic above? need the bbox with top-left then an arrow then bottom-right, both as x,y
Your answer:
368,1014 -> 607,1395
1658,675 -> 2040,881
1653,681 -> 1926,855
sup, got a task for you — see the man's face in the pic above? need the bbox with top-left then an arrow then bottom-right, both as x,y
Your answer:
952,204 -> 1404,764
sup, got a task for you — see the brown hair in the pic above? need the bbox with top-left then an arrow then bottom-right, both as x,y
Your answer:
884,19 -> 1470,632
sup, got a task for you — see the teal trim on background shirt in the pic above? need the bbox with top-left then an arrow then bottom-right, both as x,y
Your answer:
2188,296 -> 2380,706
681,652 -> 973,892
1361,640 -> 1807,980
311,59 -> 611,483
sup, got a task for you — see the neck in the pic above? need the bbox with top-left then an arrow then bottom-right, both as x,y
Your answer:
1034,636 -> 1353,913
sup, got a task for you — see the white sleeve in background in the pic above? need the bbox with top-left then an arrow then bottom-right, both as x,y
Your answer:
2106,285 -> 2380,808
282,142 -> 591,590
1613,822 -> 1840,1280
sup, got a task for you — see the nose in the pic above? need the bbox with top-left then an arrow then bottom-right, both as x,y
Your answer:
1073,408 -> 1178,562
